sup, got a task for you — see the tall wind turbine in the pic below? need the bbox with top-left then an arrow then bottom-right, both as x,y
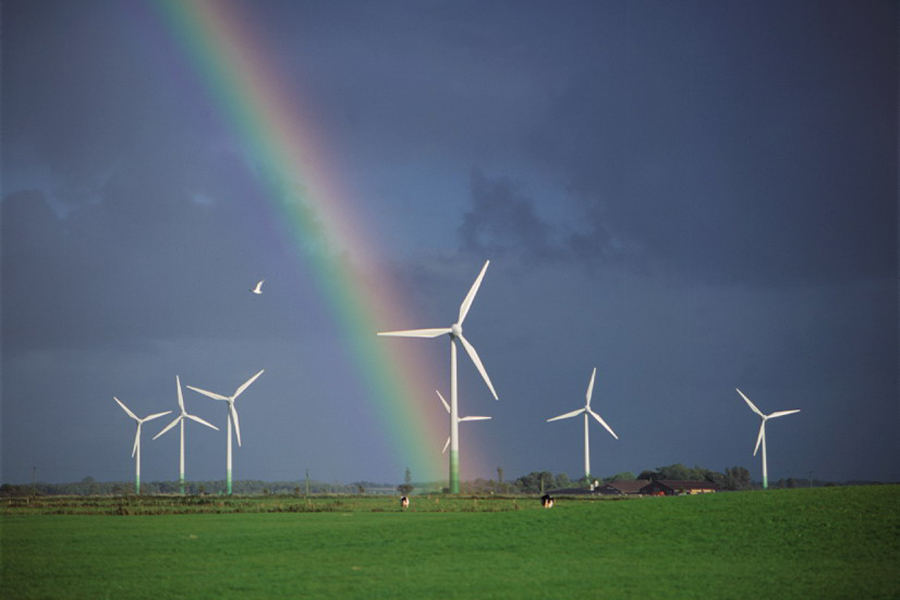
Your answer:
187,369 -> 265,495
435,390 -> 491,454
378,260 -> 498,494
153,375 -> 219,495
736,389 -> 800,489
547,367 -> 618,482
113,397 -> 171,495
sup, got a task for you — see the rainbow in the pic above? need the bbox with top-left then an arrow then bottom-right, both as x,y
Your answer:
146,0 -> 469,482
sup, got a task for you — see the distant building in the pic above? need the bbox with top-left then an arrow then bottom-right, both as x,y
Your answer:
596,480 -> 651,495
639,480 -> 720,496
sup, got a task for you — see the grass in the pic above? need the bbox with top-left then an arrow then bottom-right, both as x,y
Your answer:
2,486 -> 898,599
0,493 -> 547,515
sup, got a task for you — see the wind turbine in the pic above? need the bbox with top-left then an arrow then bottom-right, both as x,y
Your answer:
187,369 -> 265,495
378,260 -> 498,493
153,375 -> 219,494
113,397 -> 171,495
736,389 -> 800,489
435,390 -> 491,454
547,367 -> 618,482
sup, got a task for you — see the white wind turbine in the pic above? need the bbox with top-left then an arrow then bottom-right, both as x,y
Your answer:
113,397 -> 171,495
378,260 -> 498,494
736,389 -> 800,489
435,390 -> 491,455
187,369 -> 265,495
153,375 -> 219,494
547,367 -> 618,482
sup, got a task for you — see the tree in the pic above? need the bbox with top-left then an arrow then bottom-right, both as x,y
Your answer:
724,466 -> 752,491
656,464 -> 693,481
397,467 -> 414,496
607,471 -> 637,483
515,471 -> 554,493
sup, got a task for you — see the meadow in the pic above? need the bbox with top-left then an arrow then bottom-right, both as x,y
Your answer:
2,485 -> 898,599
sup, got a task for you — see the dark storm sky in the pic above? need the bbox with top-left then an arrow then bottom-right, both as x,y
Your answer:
2,0 -> 897,486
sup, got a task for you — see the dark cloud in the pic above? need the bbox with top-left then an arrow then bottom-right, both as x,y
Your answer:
458,170 -> 557,261
526,1 -> 898,285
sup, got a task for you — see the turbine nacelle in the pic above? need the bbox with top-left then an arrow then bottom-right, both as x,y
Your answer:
437,390 -> 491,454
376,261 -> 498,401
153,376 -> 219,441
547,368 -> 619,440
114,397 -> 171,458
187,369 -> 264,448
735,389 -> 801,487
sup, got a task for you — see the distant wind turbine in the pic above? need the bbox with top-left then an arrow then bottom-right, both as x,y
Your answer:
736,389 -> 800,489
547,367 -> 618,481
435,390 -> 491,454
153,376 -> 219,495
250,279 -> 265,294
113,397 -> 171,495
378,260 -> 498,494
187,369 -> 265,495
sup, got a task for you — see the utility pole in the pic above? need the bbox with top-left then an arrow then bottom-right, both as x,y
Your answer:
32,466 -> 37,497
305,469 -> 310,497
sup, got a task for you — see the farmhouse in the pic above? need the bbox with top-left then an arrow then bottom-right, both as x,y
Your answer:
639,480 -> 720,496
595,480 -> 651,495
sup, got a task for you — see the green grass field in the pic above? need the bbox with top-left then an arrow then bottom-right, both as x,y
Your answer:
2,486 -> 898,599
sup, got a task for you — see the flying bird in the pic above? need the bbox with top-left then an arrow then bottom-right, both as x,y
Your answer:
250,279 -> 265,295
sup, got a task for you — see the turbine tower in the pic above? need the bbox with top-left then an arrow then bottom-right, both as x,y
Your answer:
378,260 -> 498,494
153,375 -> 219,494
436,390 -> 491,455
736,389 -> 800,489
113,397 -> 171,495
187,369 -> 265,495
547,367 -> 618,482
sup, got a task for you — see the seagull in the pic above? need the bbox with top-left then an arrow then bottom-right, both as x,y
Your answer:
250,279 -> 265,295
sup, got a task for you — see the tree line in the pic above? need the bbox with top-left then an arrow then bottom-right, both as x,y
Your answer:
1,464 -> 881,497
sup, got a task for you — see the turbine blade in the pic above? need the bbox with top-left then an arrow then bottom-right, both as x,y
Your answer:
460,416 -> 492,422
114,397 -> 139,421
176,376 -> 185,411
586,368 -> 597,406
187,414 -> 219,431
436,390 -> 450,414
377,327 -> 452,338
588,409 -> 619,440
231,405 -> 242,447
234,369 -> 265,399
736,389 -> 765,417
458,260 -> 490,326
442,437 -> 451,454
458,334 -> 498,400
768,409 -> 801,419
153,415 -> 182,440
547,408 -> 585,422
186,386 -> 230,402
143,411 -> 173,422
753,421 -> 765,456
